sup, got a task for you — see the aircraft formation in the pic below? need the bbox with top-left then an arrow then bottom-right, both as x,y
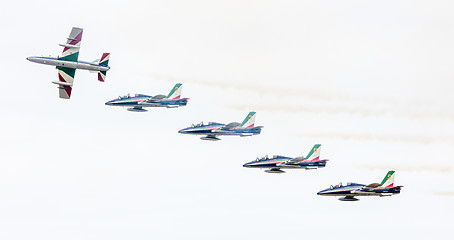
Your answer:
27,27 -> 403,201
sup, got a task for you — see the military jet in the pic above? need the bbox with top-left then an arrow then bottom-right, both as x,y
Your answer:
27,27 -> 110,99
317,171 -> 403,201
105,83 -> 189,112
178,112 -> 262,141
242,144 -> 328,173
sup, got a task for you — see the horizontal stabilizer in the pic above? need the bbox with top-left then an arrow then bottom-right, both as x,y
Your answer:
52,81 -> 72,86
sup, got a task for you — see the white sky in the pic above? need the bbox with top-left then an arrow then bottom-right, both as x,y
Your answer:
1,0 -> 454,239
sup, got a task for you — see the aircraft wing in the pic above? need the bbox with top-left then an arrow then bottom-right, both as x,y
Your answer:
53,67 -> 76,99
265,168 -> 285,173
361,183 -> 381,191
58,27 -> 83,62
147,94 -> 166,103
212,129 -> 232,134
200,134 -> 220,141
221,122 -> 240,130
285,157 -> 305,164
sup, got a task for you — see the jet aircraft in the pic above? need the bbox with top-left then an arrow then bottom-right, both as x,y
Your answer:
178,112 -> 263,141
317,170 -> 403,201
105,83 -> 189,112
243,144 -> 328,173
27,27 -> 110,99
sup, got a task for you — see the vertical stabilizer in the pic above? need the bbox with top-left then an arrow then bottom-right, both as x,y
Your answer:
238,112 -> 256,128
98,71 -> 107,82
97,53 -> 110,82
165,83 -> 183,100
379,171 -> 395,188
99,53 -> 110,66
305,144 -> 321,161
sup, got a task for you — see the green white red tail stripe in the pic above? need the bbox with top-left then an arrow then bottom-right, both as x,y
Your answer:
165,83 -> 183,100
99,53 -> 110,66
238,112 -> 256,128
97,53 -> 110,82
379,170 -> 395,188
304,144 -> 321,161
98,71 -> 106,82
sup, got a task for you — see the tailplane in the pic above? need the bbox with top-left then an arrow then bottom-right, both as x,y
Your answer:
165,83 -> 183,100
305,144 -> 322,161
379,171 -> 395,188
97,53 -> 110,82
238,112 -> 256,128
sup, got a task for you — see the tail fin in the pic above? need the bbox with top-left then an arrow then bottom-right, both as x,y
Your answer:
305,144 -> 321,161
98,71 -> 107,82
99,53 -> 110,66
379,171 -> 395,188
97,53 -> 110,82
165,83 -> 183,100
238,112 -> 256,128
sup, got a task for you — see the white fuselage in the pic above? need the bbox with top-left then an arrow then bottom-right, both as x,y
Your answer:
26,56 -> 109,72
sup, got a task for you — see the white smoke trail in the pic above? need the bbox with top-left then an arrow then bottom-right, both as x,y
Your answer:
144,73 -> 454,121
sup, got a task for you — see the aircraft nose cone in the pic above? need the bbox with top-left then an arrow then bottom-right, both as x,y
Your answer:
243,162 -> 253,168
178,129 -> 186,134
317,190 -> 325,195
105,101 -> 113,106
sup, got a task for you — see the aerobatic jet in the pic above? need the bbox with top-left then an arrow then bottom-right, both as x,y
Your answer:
317,171 -> 403,201
27,27 -> 110,99
243,144 -> 328,173
178,112 -> 263,141
105,83 -> 188,112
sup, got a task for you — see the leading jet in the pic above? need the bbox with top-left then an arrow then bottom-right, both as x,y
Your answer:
243,144 -> 328,173
317,171 -> 403,201
27,27 -> 110,99
178,112 -> 263,141
105,83 -> 189,112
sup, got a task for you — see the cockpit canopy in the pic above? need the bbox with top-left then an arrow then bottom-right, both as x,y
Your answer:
117,93 -> 131,99
330,182 -> 360,189
330,182 -> 344,189
256,155 -> 270,161
117,93 -> 150,99
190,122 -> 219,128
191,122 -> 205,128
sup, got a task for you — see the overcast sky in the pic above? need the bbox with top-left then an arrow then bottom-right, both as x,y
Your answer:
1,0 -> 454,239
